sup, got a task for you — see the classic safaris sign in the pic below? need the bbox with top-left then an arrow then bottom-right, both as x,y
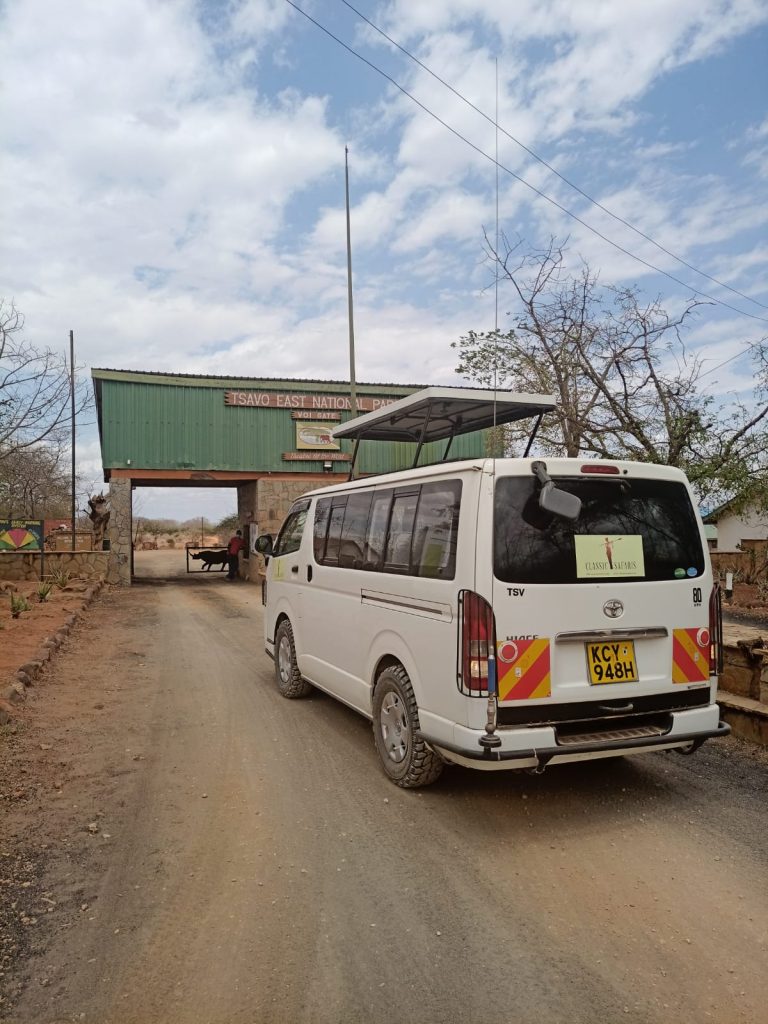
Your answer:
574,535 -> 645,579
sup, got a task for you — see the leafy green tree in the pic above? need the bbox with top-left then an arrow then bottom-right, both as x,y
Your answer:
215,512 -> 240,535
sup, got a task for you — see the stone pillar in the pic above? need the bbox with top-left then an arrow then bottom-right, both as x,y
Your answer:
257,478 -> 315,537
107,478 -> 132,585
251,478 -> 318,583
236,481 -> 259,582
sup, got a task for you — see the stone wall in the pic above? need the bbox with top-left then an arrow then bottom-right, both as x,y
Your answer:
722,639 -> 768,703
711,545 -> 768,585
107,478 -> 133,585
238,477 -> 319,584
0,551 -> 109,581
236,481 -> 259,582
257,478 -> 317,537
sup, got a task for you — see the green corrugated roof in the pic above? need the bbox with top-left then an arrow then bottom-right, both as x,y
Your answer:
92,369 -> 487,478
91,368 -> 425,392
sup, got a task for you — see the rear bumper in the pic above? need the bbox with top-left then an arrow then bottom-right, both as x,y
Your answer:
418,705 -> 730,772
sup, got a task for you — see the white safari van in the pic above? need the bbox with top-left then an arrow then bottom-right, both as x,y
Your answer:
257,388 -> 728,787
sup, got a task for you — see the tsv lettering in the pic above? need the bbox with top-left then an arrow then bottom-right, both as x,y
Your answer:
506,587 -> 526,597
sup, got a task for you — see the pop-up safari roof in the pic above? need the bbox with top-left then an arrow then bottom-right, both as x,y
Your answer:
332,386 -> 556,474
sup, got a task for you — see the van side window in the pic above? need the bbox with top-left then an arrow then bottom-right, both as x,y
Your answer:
364,490 -> 392,570
412,481 -> 462,578
313,498 -> 331,562
273,500 -> 310,557
313,479 -> 461,578
383,490 -> 419,574
323,498 -> 348,566
339,491 -> 373,569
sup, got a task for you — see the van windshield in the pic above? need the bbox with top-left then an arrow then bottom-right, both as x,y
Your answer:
494,476 -> 705,584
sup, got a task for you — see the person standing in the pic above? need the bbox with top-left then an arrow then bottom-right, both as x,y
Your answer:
227,529 -> 245,580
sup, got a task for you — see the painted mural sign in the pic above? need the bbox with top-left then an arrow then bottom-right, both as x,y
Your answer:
0,519 -> 44,551
295,421 -> 341,451
224,390 -> 398,412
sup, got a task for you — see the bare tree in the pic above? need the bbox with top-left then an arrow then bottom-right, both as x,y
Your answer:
0,445 -> 72,517
0,300 -> 91,462
454,238 -> 768,506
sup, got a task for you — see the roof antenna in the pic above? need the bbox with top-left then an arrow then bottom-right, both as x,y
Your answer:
481,57 -> 502,754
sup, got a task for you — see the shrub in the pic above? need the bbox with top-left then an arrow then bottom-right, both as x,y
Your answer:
37,581 -> 53,602
50,568 -> 72,588
10,593 -> 30,618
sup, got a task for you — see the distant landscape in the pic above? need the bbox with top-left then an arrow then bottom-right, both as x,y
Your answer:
132,512 -> 238,550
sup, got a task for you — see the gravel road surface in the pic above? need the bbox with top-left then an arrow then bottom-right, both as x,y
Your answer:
2,551 -> 767,1024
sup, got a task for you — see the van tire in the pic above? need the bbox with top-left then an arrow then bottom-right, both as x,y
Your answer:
274,620 -> 312,699
372,665 -> 443,788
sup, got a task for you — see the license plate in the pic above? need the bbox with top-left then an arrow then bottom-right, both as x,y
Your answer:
586,641 -> 638,685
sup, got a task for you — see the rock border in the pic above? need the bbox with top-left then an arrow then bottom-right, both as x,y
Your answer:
0,579 -> 106,725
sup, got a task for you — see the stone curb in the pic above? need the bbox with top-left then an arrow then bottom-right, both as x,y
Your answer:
0,577 -> 106,723
717,689 -> 768,747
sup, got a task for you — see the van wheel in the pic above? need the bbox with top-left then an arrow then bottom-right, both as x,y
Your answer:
274,620 -> 311,699
372,665 -> 443,788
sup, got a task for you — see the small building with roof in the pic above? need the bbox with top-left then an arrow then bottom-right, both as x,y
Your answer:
92,369 -> 492,584
702,498 -> 768,552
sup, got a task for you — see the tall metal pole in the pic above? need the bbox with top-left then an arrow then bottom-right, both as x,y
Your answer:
70,330 -> 76,551
344,146 -> 358,418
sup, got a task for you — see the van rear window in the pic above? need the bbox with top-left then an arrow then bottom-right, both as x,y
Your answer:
494,477 -> 705,584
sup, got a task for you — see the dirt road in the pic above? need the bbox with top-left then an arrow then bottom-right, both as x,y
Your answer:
2,551 -> 767,1024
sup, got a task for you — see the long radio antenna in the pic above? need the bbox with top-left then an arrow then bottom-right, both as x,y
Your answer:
481,58 -> 502,754
345,145 -> 358,419
494,58 -> 499,338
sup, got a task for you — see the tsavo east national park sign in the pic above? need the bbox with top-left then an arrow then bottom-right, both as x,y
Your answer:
224,391 -> 397,412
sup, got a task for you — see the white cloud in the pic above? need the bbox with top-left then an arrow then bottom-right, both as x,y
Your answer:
2,0 -> 767,519
743,116 -> 768,178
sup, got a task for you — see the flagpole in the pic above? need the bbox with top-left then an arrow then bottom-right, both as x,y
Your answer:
344,146 -> 358,418
70,330 -> 76,551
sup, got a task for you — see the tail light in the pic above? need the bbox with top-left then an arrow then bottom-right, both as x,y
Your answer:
709,584 -> 723,675
580,464 -> 620,474
458,590 -> 496,696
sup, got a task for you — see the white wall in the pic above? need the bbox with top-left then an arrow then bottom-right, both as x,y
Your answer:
716,509 -> 768,552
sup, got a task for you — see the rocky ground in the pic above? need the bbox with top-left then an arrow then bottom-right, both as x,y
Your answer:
0,578 -> 102,719
0,553 -> 766,1024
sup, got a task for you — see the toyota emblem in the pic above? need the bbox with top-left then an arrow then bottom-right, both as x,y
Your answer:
603,599 -> 624,619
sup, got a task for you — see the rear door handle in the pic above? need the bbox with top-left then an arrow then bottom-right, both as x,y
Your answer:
307,566 -> 313,582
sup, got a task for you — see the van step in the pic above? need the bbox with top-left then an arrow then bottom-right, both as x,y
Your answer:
556,723 -> 668,745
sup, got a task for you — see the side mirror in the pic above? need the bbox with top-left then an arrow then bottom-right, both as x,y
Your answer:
531,460 -> 582,522
254,534 -> 273,556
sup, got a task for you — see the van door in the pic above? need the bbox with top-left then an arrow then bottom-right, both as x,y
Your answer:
267,499 -> 311,652
489,468 -> 712,710
300,491 -> 373,709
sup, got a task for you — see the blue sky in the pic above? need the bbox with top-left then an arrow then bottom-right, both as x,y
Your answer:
1,0 -> 767,520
